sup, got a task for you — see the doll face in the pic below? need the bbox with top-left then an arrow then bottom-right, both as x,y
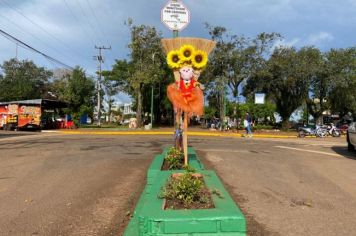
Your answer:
179,66 -> 194,81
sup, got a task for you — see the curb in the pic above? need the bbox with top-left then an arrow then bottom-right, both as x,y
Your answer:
55,130 -> 301,139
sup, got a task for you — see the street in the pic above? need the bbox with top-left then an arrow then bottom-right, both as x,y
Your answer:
0,131 -> 355,235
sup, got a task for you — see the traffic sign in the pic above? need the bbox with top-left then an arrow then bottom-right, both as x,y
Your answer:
255,93 -> 265,104
161,0 -> 190,31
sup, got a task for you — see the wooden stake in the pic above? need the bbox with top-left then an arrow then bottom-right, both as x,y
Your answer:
183,112 -> 188,166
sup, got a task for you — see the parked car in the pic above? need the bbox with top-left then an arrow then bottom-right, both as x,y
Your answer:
347,122 -> 356,151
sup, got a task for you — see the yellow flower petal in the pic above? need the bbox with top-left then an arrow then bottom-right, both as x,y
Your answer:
167,50 -> 181,69
192,50 -> 208,69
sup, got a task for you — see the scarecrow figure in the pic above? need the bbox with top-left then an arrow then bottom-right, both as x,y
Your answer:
161,37 -> 216,164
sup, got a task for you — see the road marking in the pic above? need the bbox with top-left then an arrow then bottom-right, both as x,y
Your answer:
58,130 -> 298,138
274,146 -> 341,157
197,149 -> 250,153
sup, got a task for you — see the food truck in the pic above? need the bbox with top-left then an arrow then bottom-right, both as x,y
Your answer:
0,99 -> 67,130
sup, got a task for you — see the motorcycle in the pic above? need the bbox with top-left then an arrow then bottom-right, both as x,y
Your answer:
324,123 -> 341,137
298,125 -> 328,138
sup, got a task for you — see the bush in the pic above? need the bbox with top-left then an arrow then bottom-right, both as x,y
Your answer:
165,147 -> 184,170
160,172 -> 203,207
252,124 -> 274,130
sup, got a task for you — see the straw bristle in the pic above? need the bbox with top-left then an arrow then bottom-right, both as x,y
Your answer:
162,37 -> 216,82
161,37 -> 216,56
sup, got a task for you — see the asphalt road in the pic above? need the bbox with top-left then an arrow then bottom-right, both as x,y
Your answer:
195,137 -> 356,236
0,132 -> 355,236
0,130 -> 37,139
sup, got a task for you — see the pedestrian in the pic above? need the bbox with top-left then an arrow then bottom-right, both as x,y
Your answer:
244,112 -> 253,137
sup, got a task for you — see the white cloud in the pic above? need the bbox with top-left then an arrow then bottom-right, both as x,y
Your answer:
306,32 -> 334,46
271,37 -> 300,51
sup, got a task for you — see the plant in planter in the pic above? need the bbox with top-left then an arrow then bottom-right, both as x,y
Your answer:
160,170 -> 214,209
163,147 -> 184,170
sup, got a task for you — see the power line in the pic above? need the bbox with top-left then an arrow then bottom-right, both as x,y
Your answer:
75,0 -> 101,44
0,0 -> 92,65
0,13 -> 71,62
62,0 -> 96,46
83,0 -> 114,71
85,0 -> 107,43
0,29 -> 74,70
63,0 -> 113,72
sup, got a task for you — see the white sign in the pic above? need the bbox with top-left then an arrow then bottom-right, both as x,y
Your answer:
255,93 -> 265,104
161,0 -> 190,31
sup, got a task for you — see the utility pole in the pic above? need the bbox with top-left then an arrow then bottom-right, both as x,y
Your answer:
94,45 -> 111,126
151,52 -> 158,129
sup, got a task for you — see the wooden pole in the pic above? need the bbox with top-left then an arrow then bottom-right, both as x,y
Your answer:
183,112 -> 188,166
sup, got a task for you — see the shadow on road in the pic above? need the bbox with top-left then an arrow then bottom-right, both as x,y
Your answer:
331,146 -> 356,160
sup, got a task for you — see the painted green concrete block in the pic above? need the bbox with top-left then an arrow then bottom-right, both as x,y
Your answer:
137,171 -> 246,235
147,146 -> 205,186
124,148 -> 246,236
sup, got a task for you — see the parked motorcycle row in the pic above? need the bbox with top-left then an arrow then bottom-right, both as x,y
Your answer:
298,123 -> 341,138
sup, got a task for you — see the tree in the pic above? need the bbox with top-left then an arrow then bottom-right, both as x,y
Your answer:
103,78 -> 119,122
204,24 -> 281,121
327,47 -> 356,118
0,58 -> 52,101
108,21 -> 167,126
245,47 -> 309,129
60,67 -> 95,119
301,47 -> 330,124
203,25 -> 238,122
225,101 -> 276,125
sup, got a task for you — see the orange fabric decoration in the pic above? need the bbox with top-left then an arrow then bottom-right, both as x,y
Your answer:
167,80 -> 204,116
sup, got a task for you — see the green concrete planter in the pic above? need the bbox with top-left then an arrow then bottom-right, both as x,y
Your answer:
124,148 -> 246,236
147,147 -> 205,186
125,171 -> 246,236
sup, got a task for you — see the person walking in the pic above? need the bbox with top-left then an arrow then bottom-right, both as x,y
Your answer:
244,112 -> 253,137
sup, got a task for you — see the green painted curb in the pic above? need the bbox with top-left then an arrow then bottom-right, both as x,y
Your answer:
134,171 -> 246,235
124,148 -> 246,236
147,147 -> 205,186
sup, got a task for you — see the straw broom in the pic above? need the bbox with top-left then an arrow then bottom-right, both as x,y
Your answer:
161,37 -> 216,82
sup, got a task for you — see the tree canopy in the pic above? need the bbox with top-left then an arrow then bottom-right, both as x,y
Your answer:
106,20 -> 170,126
49,67 -> 95,120
0,58 -> 53,101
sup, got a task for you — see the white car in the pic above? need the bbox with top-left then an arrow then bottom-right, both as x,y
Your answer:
347,122 -> 356,151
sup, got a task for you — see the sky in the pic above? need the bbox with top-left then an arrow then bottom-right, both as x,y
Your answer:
0,0 -> 355,103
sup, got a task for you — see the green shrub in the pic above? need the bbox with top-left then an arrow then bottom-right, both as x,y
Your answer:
160,172 -> 203,207
165,147 -> 184,170
252,124 -> 274,130
183,164 -> 196,173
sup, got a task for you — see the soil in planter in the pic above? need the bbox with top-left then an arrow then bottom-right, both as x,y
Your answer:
161,147 -> 184,170
163,175 -> 215,210
161,158 -> 171,170
161,158 -> 183,170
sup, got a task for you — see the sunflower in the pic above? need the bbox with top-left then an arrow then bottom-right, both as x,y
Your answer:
179,44 -> 195,62
192,50 -> 208,69
167,50 -> 181,69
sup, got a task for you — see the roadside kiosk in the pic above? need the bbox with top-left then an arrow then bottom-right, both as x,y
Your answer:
0,99 -> 67,130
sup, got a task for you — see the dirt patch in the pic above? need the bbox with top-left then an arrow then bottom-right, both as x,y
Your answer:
109,177 -> 147,236
197,150 -> 278,236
